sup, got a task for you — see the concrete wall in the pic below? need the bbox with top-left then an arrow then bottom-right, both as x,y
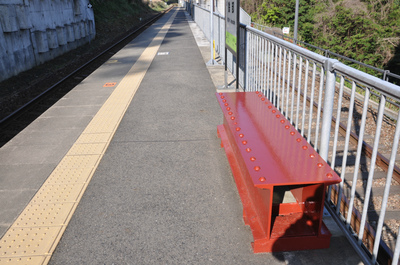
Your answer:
0,0 -> 95,82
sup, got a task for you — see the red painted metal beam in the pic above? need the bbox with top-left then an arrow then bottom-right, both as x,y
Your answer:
216,91 -> 342,253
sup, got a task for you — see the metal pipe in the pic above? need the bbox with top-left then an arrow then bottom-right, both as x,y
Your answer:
336,81 -> 357,214
325,200 -> 374,265
346,88 -> 370,226
327,76 -> 344,204
290,53 -> 297,123
190,11 -> 400,262
319,59 -> 338,162
277,45 -> 282,111
273,44 -> 278,105
262,38 -> 267,94
285,51 -> 291,120
268,40 -> 273,99
295,57 -> 303,130
245,29 -> 250,90
332,76 -> 345,169
358,95 -> 386,245
372,109 -> 400,263
314,65 -> 324,152
392,226 -> 400,265
301,59 -> 309,136
307,62 -> 317,143
282,49 -> 287,114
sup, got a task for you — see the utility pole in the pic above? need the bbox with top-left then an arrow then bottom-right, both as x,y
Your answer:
294,0 -> 299,44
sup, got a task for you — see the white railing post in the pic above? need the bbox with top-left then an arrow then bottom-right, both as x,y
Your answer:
319,59 -> 338,162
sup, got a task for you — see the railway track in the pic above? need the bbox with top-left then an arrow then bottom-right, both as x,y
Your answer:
0,7 -> 173,148
328,88 -> 400,264
283,61 -> 399,264
1,10 -> 397,262
246,40 -> 400,263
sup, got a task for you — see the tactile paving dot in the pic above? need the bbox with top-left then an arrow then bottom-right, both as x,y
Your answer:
110,92 -> 132,103
13,203 -> 74,227
31,184 -> 84,204
0,227 -> 61,257
0,256 -> 47,263
0,9 -> 178,264
91,114 -> 118,124
44,168 -> 94,185
96,105 -> 126,117
57,155 -> 100,169
75,133 -> 111,144
66,143 -> 107,156
85,119 -> 117,133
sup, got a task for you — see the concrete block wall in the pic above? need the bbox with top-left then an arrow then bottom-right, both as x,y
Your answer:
0,0 -> 96,82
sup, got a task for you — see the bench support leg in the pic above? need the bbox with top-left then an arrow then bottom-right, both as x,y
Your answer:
218,124 -> 333,253
218,124 -> 271,242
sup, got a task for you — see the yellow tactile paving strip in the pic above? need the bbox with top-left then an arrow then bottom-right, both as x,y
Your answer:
0,9 -> 177,265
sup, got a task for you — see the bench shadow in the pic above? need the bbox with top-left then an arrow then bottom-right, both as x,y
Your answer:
270,190 -> 326,261
268,189 -> 362,264
270,207 -> 363,264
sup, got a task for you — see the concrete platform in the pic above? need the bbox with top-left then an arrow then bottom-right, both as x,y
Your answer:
0,7 -> 363,265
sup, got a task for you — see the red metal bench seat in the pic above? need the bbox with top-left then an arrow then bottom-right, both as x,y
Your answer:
216,91 -> 341,253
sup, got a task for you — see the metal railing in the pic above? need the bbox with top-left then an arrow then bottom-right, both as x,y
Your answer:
252,22 -> 400,86
186,3 -> 246,87
186,2 -> 400,264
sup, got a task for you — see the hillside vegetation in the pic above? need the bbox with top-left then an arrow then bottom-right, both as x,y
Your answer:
91,0 -> 169,44
243,0 -> 400,79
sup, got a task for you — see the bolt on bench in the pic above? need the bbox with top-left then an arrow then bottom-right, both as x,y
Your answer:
216,92 -> 341,253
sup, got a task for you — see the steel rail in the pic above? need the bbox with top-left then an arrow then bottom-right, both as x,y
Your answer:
254,54 -> 400,264
0,7 -> 173,126
184,7 -> 400,263
258,52 -> 400,184
296,80 -> 398,265
298,80 -> 400,184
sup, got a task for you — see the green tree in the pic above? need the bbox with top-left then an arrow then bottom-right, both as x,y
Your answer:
250,0 -> 317,42
242,0 -> 400,77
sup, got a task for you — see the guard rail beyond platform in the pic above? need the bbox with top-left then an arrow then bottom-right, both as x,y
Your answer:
216,92 -> 342,253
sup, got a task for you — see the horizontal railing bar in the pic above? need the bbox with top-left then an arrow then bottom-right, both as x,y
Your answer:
188,4 -> 400,263
333,63 -> 400,100
246,26 -> 328,66
251,22 -> 400,83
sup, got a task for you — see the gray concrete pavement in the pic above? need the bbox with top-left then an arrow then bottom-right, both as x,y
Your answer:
49,8 -> 363,265
49,9 -> 285,264
0,7 -> 364,265
0,6 -> 169,239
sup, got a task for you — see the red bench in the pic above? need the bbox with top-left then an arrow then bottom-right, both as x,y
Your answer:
216,91 -> 341,253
